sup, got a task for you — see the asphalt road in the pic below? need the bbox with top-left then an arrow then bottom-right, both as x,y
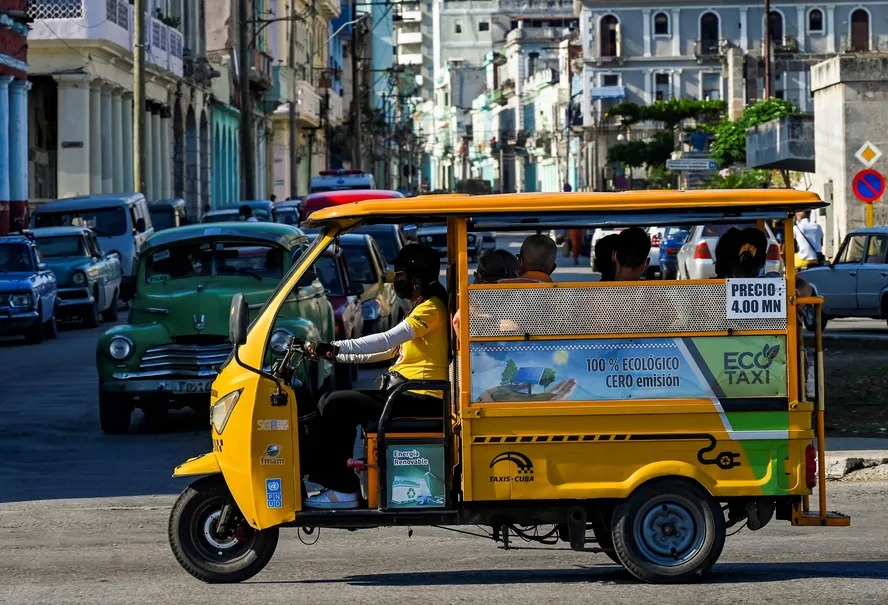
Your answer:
1,236 -> 886,604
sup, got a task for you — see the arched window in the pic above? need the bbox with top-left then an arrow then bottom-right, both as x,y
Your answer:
653,12 -> 669,36
600,15 -> 619,57
808,8 -> 824,33
699,12 -> 720,55
851,9 -> 870,52
767,10 -> 784,44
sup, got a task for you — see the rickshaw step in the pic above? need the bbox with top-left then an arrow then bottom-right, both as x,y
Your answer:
792,511 -> 851,527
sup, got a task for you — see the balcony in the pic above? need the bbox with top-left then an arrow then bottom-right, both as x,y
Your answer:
745,114 -> 814,173
486,88 -> 507,107
693,39 -> 729,62
249,48 -> 274,90
397,31 -> 423,46
294,80 -> 321,127
327,92 -> 344,124
397,53 -> 424,66
29,0 -> 183,77
264,64 -> 295,106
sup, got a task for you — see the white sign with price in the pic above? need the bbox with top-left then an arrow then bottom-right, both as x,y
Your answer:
726,278 -> 787,319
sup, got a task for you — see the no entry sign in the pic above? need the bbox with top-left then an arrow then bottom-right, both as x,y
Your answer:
852,169 -> 885,204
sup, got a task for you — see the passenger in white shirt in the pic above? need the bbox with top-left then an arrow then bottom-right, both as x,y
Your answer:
794,211 -> 824,270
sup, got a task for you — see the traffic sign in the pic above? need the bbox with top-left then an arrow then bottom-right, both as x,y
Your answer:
855,142 -> 883,168
666,159 -> 717,171
852,169 -> 885,204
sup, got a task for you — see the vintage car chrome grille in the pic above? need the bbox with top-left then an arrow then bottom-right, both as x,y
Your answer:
128,342 -> 233,378
468,283 -> 788,338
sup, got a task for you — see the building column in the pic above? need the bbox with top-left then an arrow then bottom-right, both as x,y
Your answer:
0,76 -> 10,205
642,9 -> 652,57
739,7 -> 748,51
673,68 -> 682,100
111,88 -> 124,191
145,104 -> 155,199
826,5 -> 836,53
89,80 -> 103,193
671,8 -> 681,56
644,69 -> 653,104
797,6 -> 807,52
151,108 -> 163,199
101,84 -> 113,193
121,92 -> 134,191
8,79 -> 29,227
52,75 -> 92,197
160,109 -> 171,198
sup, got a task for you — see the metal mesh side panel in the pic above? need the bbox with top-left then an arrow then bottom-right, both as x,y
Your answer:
468,284 -> 787,337
30,0 -> 83,19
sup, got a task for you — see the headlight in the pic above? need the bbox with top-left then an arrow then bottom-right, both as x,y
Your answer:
269,328 -> 292,354
9,293 -> 32,307
72,271 -> 86,286
467,234 -> 477,243
420,235 -> 432,243
108,336 -> 133,360
210,389 -> 242,434
362,300 -> 381,321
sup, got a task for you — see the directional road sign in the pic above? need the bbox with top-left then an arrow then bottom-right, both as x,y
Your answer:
666,159 -> 717,171
852,169 -> 885,204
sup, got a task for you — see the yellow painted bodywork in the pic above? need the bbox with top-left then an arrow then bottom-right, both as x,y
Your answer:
173,453 -> 222,477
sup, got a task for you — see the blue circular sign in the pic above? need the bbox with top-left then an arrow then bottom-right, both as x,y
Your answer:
852,169 -> 885,203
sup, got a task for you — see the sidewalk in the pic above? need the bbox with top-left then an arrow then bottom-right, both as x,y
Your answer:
824,437 -> 888,480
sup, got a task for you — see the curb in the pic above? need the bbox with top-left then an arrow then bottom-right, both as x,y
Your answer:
824,451 -> 888,480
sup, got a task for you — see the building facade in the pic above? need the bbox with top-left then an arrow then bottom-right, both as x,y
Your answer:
0,0 -> 30,233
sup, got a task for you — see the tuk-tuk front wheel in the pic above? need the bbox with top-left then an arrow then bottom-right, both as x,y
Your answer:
169,475 -> 279,583
611,479 -> 725,583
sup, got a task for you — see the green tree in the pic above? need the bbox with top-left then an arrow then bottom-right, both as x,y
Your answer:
608,98 -> 726,128
501,359 -> 518,385
539,367 -> 557,389
702,169 -> 771,189
710,98 -> 797,167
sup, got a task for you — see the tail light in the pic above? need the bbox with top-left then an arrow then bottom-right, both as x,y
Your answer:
767,243 -> 781,261
805,444 -> 817,488
651,234 -> 661,247
694,241 -> 712,260
666,247 -> 679,257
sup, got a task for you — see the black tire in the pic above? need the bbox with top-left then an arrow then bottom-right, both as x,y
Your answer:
143,405 -> 169,430
102,291 -> 119,322
611,479 -> 725,583
335,362 -> 353,390
802,305 -> 828,332
590,510 -> 621,565
99,392 -> 132,434
169,475 -> 279,584
84,294 -> 101,328
44,313 -> 59,339
24,305 -> 45,345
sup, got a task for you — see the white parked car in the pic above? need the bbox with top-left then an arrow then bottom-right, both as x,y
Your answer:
676,223 -> 784,280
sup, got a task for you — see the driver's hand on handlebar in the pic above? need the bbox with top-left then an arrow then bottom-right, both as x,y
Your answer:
308,341 -> 339,360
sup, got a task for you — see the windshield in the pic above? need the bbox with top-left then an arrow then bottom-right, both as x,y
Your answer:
34,207 -> 127,237
341,243 -> 378,284
144,240 -> 285,282
664,227 -> 691,243
358,228 -> 398,263
0,243 -> 33,272
149,209 -> 175,230
314,255 -> 345,296
277,209 -> 300,226
34,235 -> 85,258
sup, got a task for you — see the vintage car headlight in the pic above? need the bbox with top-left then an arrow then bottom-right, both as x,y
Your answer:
269,329 -> 293,354
467,234 -> 477,243
362,300 -> 381,321
420,235 -> 433,244
108,336 -> 134,360
210,389 -> 242,434
9,293 -> 32,307
71,270 -> 87,286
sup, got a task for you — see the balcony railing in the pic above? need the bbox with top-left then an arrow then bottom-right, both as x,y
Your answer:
249,48 -> 274,89
694,38 -> 729,59
29,0 -> 183,77
294,80 -> 321,126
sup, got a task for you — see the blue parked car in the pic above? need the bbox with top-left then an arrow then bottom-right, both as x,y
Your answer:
0,233 -> 59,343
659,226 -> 692,280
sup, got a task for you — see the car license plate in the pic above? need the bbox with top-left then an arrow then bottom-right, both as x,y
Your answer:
163,380 -> 212,394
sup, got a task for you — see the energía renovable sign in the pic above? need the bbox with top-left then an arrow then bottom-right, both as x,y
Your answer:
726,278 -> 787,319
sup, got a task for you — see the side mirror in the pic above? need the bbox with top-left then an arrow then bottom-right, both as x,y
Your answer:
135,217 -> 147,233
297,270 -> 318,287
229,293 -> 249,346
384,268 -> 395,283
38,262 -> 48,272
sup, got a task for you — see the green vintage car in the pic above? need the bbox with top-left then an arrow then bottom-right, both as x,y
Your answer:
96,222 -> 334,433
32,226 -> 123,326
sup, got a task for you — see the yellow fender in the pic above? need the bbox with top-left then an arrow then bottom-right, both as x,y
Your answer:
173,453 -> 221,477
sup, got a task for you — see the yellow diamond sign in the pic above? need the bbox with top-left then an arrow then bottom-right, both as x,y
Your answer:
855,142 -> 883,168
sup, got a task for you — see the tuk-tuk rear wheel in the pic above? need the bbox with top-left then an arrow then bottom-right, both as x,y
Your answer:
611,479 -> 725,584
169,475 -> 279,584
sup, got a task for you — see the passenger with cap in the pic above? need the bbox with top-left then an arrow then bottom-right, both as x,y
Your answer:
500,234 -> 558,283
305,244 -> 449,509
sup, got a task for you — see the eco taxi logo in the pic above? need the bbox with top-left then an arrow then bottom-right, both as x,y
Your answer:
724,343 -> 781,385
260,444 -> 285,465
489,452 -> 534,483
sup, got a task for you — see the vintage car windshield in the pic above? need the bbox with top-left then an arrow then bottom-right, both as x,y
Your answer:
34,235 -> 85,258
276,209 -> 300,226
149,209 -> 175,230
340,242 -> 378,284
0,243 -> 33,271
359,229 -> 398,263
314,255 -> 345,296
144,240 -> 285,282
34,207 -> 127,237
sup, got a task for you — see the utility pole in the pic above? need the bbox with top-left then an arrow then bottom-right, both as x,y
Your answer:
763,0 -> 772,100
133,0 -> 145,193
288,2 -> 299,199
350,0 -> 362,170
239,0 -> 255,198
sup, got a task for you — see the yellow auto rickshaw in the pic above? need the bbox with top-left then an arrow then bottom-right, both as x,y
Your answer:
168,190 -> 848,585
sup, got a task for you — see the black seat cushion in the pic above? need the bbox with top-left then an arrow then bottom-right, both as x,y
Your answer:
367,416 -> 443,434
